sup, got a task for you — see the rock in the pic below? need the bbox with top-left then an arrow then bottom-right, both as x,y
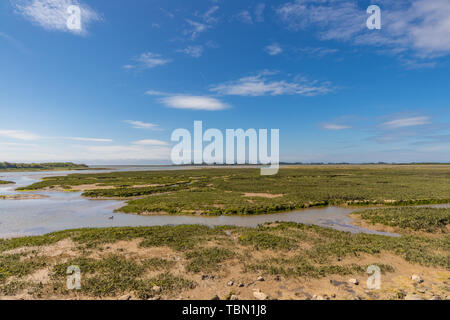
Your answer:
238,283 -> 245,287
331,294 -> 336,298
257,276 -> 264,282
417,288 -> 426,293
202,275 -> 214,280
349,278 -> 359,285
337,257 -> 342,262
411,274 -> 424,283
253,290 -> 268,300
118,294 -> 131,300
430,296 -> 441,300
274,275 -> 281,281
230,295 -> 239,300
211,295 -> 220,300
312,295 -> 324,300
148,296 -> 160,300
404,294 -> 424,300
152,286 -> 161,294
227,280 -> 234,286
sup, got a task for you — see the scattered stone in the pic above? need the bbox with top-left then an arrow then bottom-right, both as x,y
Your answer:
227,280 -> 234,286
430,296 -> 441,300
202,275 -> 214,280
349,278 -> 359,285
253,290 -> 268,300
353,295 -> 363,300
337,257 -> 342,262
312,295 -> 324,300
411,275 -> 424,284
148,296 -> 160,300
331,294 -> 336,298
211,295 -> 220,300
230,295 -> 239,301
238,283 -> 245,287
118,294 -> 131,300
257,276 -> 264,282
152,286 -> 161,294
417,288 -> 426,294
274,275 -> 281,281
404,294 -> 424,300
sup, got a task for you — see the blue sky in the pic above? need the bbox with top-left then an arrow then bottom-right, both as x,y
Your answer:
1,0 -> 450,164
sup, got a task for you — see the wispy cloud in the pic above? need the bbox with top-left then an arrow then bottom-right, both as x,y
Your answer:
124,120 -> 161,130
12,0 -> 101,35
178,45 -> 204,58
254,3 -> 266,22
322,124 -> 350,130
159,95 -> 229,111
210,71 -> 333,97
67,137 -> 112,142
0,129 -> 40,141
264,43 -> 283,56
296,47 -> 339,58
124,52 -> 171,70
276,0 -> 450,61
132,139 -> 168,146
381,116 -> 431,129
234,10 -> 253,24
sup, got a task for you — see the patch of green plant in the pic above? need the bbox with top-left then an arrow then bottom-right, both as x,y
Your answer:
0,180 -> 14,184
239,230 -> 296,250
142,258 -> 176,271
358,207 -> 450,232
185,247 -> 234,273
19,165 -> 450,215
0,253 -> 47,282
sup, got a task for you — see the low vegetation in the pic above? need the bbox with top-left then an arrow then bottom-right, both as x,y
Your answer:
0,180 -> 14,185
18,165 -> 450,216
0,162 -> 88,172
0,212 -> 448,299
358,207 -> 450,233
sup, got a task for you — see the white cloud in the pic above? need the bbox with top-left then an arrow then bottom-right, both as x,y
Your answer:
297,47 -> 339,58
159,95 -> 229,111
124,120 -> 160,130
12,0 -> 101,35
0,130 -> 40,141
210,72 -> 332,97
67,137 -> 112,142
254,3 -> 266,22
276,0 -> 450,60
381,116 -> 431,129
185,19 -> 208,39
235,10 -> 253,24
322,124 -> 350,130
264,43 -> 283,56
178,45 -> 204,58
132,139 -> 168,146
132,52 -> 171,69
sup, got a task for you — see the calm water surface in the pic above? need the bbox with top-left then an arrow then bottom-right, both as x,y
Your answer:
0,167 -> 400,238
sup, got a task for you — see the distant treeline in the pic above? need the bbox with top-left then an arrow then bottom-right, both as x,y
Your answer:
0,162 -> 88,170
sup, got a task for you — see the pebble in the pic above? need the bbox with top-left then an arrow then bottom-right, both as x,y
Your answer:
349,278 -> 359,285
211,295 -> 220,300
411,274 -> 424,283
152,286 -> 161,294
253,290 -> 268,300
257,276 -> 264,282
118,294 -> 131,300
238,283 -> 245,287
230,295 -> 239,300
227,280 -> 234,286
312,295 -> 324,300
